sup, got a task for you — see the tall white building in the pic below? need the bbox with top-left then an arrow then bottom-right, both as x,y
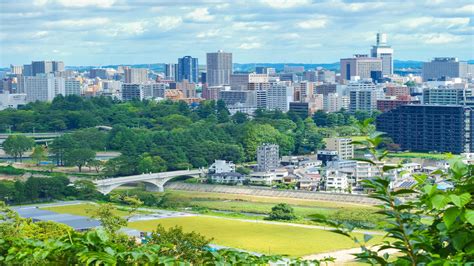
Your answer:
124,67 -> 148,84
24,75 -> 64,102
348,80 -> 377,113
370,33 -> 394,76
267,83 -> 293,111
257,144 -> 280,172
206,50 -> 233,86
121,84 -> 144,101
65,78 -> 81,96
326,137 -> 354,160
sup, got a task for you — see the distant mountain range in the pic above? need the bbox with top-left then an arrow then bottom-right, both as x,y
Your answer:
2,60 -> 473,73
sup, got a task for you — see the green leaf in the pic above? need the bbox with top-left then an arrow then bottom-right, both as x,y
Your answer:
431,194 -> 448,209
353,157 -> 376,165
383,164 -> 401,172
452,193 -> 471,208
423,184 -> 437,196
363,234 -> 373,243
465,210 -> 474,226
443,207 -> 460,229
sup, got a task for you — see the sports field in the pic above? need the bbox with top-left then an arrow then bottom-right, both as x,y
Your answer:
128,216 -> 382,257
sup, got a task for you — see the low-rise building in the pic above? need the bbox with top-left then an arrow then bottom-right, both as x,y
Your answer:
250,172 -> 278,186
208,160 -> 236,174
324,169 -> 349,192
209,172 -> 245,185
325,138 -> 354,160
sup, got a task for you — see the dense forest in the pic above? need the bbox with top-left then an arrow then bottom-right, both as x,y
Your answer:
0,95 -> 378,176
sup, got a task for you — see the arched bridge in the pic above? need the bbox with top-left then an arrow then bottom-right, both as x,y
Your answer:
94,169 -> 206,195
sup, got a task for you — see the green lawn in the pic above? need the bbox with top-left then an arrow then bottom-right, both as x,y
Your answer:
128,216 -> 382,257
387,152 -> 459,160
41,203 -> 144,217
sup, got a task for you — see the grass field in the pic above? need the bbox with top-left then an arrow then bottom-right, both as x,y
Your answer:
41,203 -> 145,217
128,216 -> 382,257
387,152 -> 458,161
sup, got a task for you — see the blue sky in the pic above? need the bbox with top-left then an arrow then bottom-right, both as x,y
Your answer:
0,0 -> 473,66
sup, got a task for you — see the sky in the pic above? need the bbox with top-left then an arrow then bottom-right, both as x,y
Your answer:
0,0 -> 473,66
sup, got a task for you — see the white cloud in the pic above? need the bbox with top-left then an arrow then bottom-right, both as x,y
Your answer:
44,18 -> 110,29
238,42 -> 262,49
260,0 -> 311,9
397,17 -> 470,29
422,33 -> 464,44
186,8 -> 214,22
116,21 -> 147,35
297,18 -> 328,29
32,31 -> 49,39
156,16 -> 182,31
34,0 -> 116,8
197,29 -> 220,38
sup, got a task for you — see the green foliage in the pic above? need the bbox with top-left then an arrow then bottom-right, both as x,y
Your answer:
31,145 -> 48,165
148,225 -> 211,263
0,165 -> 25,175
64,148 -> 96,172
3,135 -> 34,162
315,133 -> 474,264
266,203 -> 297,221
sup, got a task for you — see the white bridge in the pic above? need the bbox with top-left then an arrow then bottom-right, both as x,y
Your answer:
94,169 -> 206,194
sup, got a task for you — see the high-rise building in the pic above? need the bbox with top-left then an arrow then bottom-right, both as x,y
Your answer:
206,50 -> 232,86
164,63 -> 178,81
24,75 -> 63,102
31,61 -> 53,76
325,138 -> 354,160
230,73 -> 269,90
370,33 -> 394,76
121,84 -> 144,101
10,65 -> 23,75
65,78 -> 81,96
52,61 -> 65,72
257,143 -> 280,171
218,90 -> 257,107
422,57 -> 468,81
267,83 -> 293,111
90,68 -> 110,79
124,67 -> 148,84
177,56 -> 198,83
23,64 -> 32,76
423,86 -> 467,105
348,80 -> 378,113
376,105 -> 474,153
340,55 -> 382,83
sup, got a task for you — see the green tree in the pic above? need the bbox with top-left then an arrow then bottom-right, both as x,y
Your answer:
266,203 -> 297,221
49,134 -> 77,166
3,135 -> 34,162
64,148 -> 95,172
137,154 -> 167,173
73,179 -> 100,199
31,145 -> 47,165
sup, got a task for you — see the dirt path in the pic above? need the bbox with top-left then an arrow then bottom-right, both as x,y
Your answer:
303,246 -> 398,263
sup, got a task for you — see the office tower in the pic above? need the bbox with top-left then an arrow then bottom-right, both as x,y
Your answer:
218,90 -> 257,107
121,84 -> 144,101
52,61 -> 65,72
10,65 -> 23,75
315,84 -> 337,96
423,86 -> 467,105
64,78 -> 81,96
422,57 -> 468,81
370,33 -> 394,76
340,55 -> 382,83
174,80 -> 197,98
32,61 -> 53,76
294,81 -> 313,101
124,67 -> 148,84
23,64 -> 32,76
206,50 -> 233,86
386,85 -> 410,98
90,68 -> 109,79
256,89 -> 268,109
256,67 -> 276,75
230,73 -> 269,90
377,96 -> 419,112
289,102 -> 309,117
376,105 -> 474,153
177,56 -> 198,83
304,70 -> 317,82
326,138 -> 354,160
279,73 -> 298,82
24,75 -> 63,102
164,63 -> 177,81
257,143 -> 280,171
201,72 -> 206,83
348,80 -> 377,113
324,92 -> 344,112
267,83 -> 293,111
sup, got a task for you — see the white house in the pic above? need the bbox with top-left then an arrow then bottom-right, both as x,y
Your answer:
208,160 -> 236,174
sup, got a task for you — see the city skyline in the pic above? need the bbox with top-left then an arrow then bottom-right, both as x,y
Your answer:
1,0 -> 473,66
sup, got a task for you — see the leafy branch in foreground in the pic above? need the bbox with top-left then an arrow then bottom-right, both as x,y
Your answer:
313,132 -> 474,265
